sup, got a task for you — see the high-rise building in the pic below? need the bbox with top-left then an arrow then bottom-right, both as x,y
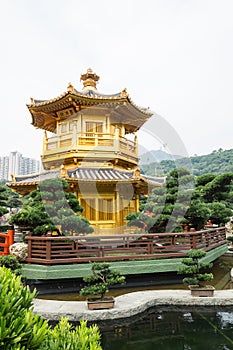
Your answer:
0,156 -> 9,181
0,152 -> 41,181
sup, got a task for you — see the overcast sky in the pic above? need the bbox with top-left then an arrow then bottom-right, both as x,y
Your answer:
1,0 -> 233,160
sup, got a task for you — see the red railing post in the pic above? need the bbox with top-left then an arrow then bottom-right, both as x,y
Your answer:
7,226 -> 14,247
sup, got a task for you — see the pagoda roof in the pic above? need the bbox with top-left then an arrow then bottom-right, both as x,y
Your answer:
8,167 -> 164,191
27,69 -> 153,133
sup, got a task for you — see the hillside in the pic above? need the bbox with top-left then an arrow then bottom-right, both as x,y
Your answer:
139,149 -> 182,164
140,148 -> 233,176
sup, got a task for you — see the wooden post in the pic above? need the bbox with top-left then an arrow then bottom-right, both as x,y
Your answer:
190,233 -> 197,249
27,237 -> 32,260
46,239 -> 51,261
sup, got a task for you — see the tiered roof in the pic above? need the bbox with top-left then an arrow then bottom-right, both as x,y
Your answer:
27,68 -> 152,134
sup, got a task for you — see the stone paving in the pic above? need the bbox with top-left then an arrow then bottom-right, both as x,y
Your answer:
33,289 -> 233,322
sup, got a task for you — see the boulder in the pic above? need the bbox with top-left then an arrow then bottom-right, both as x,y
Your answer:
9,242 -> 28,261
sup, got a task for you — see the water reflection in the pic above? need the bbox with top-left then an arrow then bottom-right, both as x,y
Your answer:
101,309 -> 233,350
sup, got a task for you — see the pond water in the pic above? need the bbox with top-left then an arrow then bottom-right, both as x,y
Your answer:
38,255 -> 232,301
39,255 -> 233,349
100,308 -> 233,350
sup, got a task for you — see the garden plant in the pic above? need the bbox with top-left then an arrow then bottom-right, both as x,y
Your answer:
80,262 -> 126,300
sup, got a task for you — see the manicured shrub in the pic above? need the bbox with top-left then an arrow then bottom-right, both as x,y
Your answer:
178,249 -> 213,287
80,262 -> 126,300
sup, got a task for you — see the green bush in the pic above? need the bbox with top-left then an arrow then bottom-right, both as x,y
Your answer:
0,266 -> 49,349
39,318 -> 102,350
178,249 -> 214,287
33,224 -> 60,236
0,254 -> 22,275
0,267 -> 103,349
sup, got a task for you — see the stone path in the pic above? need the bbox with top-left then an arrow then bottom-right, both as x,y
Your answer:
33,289 -> 233,322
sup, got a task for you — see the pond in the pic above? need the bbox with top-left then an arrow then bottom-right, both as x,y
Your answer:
38,255 -> 232,301
100,308 -> 233,350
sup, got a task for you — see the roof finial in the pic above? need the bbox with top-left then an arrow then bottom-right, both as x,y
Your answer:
67,82 -> 75,93
80,68 -> 99,91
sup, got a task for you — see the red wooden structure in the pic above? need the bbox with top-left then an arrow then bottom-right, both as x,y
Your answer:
25,227 -> 226,265
0,227 -> 15,256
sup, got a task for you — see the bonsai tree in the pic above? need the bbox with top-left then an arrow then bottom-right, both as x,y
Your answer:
80,262 -> 125,300
227,235 -> 233,249
178,249 -> 214,287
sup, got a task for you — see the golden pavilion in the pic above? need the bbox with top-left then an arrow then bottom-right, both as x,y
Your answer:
9,69 -> 164,233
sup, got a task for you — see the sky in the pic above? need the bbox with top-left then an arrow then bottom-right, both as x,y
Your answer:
1,0 -> 233,160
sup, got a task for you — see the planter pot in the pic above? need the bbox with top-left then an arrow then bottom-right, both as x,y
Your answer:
189,285 -> 215,297
87,296 -> 115,310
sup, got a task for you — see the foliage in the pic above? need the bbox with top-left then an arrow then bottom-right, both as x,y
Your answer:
0,266 -> 49,349
0,186 -> 9,217
227,235 -> 233,242
0,267 -> 102,350
39,318 -> 102,350
141,148 -> 233,176
126,167 -> 233,232
178,249 -> 214,287
0,254 -> 22,275
9,178 -> 93,235
80,262 -> 126,300
126,167 -> 196,232
33,224 -> 60,236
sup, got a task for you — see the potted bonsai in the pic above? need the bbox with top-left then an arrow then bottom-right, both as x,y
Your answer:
178,249 -> 215,297
79,262 -> 125,310
227,235 -> 233,250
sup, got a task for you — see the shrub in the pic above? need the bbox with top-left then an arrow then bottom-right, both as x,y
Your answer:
33,224 -> 60,236
0,254 -> 22,275
0,266 -> 49,349
80,262 -> 125,300
178,249 -> 213,287
39,318 -> 102,350
0,267 -> 103,349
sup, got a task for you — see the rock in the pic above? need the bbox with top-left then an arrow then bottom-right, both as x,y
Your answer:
9,242 -> 28,261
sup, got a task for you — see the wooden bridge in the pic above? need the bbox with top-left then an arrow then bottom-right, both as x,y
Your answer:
25,227 -> 227,265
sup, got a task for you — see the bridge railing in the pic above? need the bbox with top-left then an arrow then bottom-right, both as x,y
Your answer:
25,227 -> 227,265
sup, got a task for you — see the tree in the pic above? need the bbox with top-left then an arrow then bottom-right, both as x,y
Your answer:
80,262 -> 125,300
126,168 -> 195,232
126,169 -> 233,232
10,178 -> 93,235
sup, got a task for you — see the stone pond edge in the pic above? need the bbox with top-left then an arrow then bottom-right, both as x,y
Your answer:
33,289 -> 233,322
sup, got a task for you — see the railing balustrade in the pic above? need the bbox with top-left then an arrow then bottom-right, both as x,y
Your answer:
25,227 -> 227,265
44,132 -> 137,156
